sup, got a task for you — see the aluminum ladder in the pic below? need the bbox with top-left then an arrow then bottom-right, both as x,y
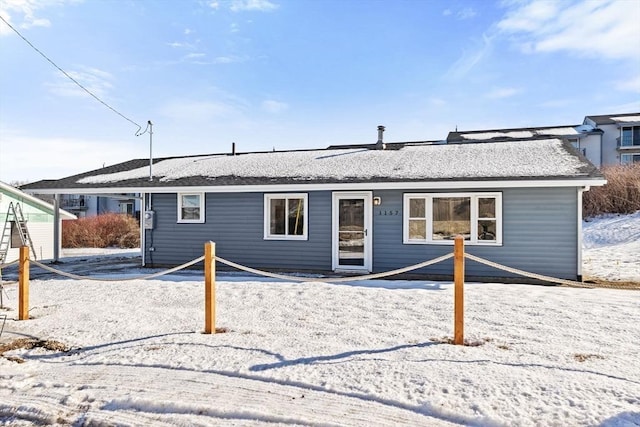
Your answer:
0,202 -> 37,264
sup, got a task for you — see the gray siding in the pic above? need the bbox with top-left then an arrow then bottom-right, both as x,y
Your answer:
145,192 -> 332,271
146,187 -> 579,280
372,187 -> 578,279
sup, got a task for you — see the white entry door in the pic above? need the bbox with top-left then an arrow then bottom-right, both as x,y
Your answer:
332,192 -> 372,272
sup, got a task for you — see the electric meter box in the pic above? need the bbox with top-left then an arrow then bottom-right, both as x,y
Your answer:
143,210 -> 155,229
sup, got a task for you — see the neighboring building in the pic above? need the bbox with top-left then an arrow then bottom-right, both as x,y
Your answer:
583,113 -> 640,165
21,131 -> 605,282
59,194 -> 140,218
448,112 -> 640,167
30,185 -> 140,219
0,181 -> 75,262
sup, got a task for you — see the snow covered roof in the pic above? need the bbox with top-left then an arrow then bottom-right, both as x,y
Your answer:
584,113 -> 640,125
21,138 -> 603,193
611,115 -> 640,123
448,125 -> 585,142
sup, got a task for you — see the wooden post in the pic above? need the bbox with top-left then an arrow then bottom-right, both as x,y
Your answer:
19,246 -> 30,320
454,235 -> 464,345
204,241 -> 216,334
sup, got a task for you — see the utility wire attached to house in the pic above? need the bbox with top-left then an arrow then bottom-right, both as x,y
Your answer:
0,15 -> 143,135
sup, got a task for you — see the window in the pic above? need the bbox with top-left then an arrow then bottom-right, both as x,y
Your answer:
621,153 -> 640,165
177,193 -> 205,223
264,194 -> 308,240
10,221 -> 22,248
621,126 -> 640,147
404,192 -> 502,245
119,202 -> 134,215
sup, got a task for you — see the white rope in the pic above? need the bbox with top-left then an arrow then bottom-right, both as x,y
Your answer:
464,253 -> 596,288
214,253 -> 454,283
0,260 -> 18,269
30,256 -> 205,282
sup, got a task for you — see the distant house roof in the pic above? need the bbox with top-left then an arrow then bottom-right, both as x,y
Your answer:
584,113 -> 640,125
446,124 -> 602,143
0,181 -> 76,219
21,138 -> 604,194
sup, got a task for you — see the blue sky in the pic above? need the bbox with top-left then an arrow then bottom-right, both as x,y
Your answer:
1,0 -> 639,183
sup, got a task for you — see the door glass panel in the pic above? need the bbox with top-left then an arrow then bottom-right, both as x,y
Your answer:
338,199 -> 365,266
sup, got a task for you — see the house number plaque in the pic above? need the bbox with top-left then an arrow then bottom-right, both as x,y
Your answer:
376,209 -> 400,216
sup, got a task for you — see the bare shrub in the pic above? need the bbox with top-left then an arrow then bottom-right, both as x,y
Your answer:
62,213 -> 140,248
583,164 -> 640,218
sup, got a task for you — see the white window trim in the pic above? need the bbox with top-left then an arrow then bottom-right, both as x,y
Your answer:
264,193 -> 308,240
403,192 -> 502,246
620,153 -> 640,164
177,192 -> 205,223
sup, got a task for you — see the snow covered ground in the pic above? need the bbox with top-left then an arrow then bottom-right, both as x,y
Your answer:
582,211 -> 640,282
0,214 -> 638,426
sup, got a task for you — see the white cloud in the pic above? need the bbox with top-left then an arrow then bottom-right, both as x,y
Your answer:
457,7 -> 476,20
184,53 -> 206,59
45,66 -> 114,98
208,1 -> 220,10
230,0 -> 278,12
213,55 -> 247,64
442,6 -> 476,20
603,100 -> 640,113
446,33 -> 494,80
498,0 -> 640,61
615,75 -> 640,94
485,87 -> 522,99
0,0 -> 76,36
261,100 -> 288,114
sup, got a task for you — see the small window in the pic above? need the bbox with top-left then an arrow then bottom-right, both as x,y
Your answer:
621,153 -> 640,165
119,202 -> 134,216
177,193 -> 205,223
10,221 -> 22,248
264,194 -> 308,240
404,192 -> 502,245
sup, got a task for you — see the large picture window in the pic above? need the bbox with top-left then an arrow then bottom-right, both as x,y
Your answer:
404,192 -> 502,245
177,193 -> 205,223
264,194 -> 308,240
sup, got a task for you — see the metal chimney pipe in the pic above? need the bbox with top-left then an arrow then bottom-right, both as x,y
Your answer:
376,125 -> 385,150
232,142 -> 236,155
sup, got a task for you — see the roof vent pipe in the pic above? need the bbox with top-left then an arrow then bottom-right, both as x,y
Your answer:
232,142 -> 236,155
375,125 -> 386,150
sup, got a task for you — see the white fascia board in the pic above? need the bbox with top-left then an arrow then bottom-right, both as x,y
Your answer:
24,178 -> 607,195
0,181 -> 77,219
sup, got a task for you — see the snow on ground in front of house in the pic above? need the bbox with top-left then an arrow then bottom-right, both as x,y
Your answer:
583,211 -> 640,282
1,278 -> 639,426
61,248 -> 141,257
0,213 -> 638,426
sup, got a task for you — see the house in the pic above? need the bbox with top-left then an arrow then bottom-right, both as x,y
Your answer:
0,181 -> 76,263
21,131 -> 606,282
58,194 -> 140,218
583,113 -> 640,165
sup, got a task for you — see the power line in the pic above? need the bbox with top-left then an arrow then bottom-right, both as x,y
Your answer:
0,15 -> 143,134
